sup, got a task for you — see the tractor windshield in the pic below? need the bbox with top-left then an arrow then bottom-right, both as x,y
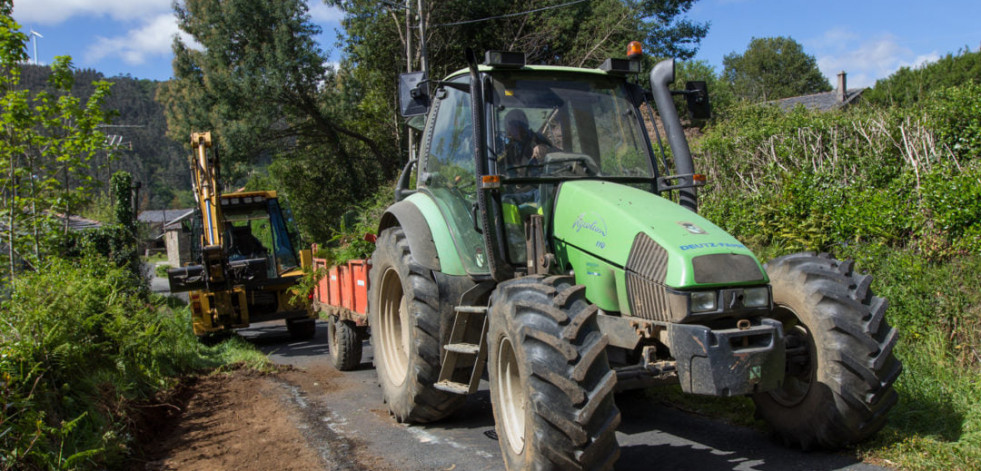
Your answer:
489,72 -> 654,181
487,71 -> 655,267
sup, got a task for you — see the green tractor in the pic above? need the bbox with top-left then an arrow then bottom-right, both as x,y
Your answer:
369,47 -> 900,470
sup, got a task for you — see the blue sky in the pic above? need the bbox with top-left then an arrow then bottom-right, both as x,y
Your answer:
11,0 -> 981,88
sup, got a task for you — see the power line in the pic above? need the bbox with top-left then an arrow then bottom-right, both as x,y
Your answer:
433,0 -> 589,27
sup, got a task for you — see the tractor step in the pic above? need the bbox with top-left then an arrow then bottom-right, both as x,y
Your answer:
444,342 -> 480,355
455,305 -> 487,314
436,304 -> 490,395
434,380 -> 470,395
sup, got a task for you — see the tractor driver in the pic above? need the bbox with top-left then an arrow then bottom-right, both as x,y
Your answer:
498,109 -> 552,178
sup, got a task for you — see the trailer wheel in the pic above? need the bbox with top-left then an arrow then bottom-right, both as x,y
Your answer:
286,317 -> 316,340
368,227 -> 464,422
754,253 -> 902,450
488,276 -> 620,471
327,315 -> 363,371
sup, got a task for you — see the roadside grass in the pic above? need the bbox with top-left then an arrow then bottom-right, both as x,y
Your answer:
852,250 -> 981,470
143,252 -> 167,264
154,263 -> 172,278
0,256 -> 268,470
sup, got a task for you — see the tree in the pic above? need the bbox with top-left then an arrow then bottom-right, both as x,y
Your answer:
722,36 -> 830,102
158,0 -> 397,243
864,48 -> 981,107
1,2 -> 115,280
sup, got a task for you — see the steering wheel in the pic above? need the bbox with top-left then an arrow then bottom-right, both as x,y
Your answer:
544,152 -> 600,176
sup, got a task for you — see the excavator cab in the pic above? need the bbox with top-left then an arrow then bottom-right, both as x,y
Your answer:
167,131 -> 314,339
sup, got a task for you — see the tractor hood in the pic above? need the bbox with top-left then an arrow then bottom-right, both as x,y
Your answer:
552,180 -> 767,314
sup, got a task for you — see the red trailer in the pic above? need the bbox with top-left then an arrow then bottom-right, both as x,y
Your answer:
311,244 -> 370,371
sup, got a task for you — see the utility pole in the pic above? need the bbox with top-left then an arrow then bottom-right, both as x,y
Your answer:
418,0 -> 428,81
406,0 -> 414,162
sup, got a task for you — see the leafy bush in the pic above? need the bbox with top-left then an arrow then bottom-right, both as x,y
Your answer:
924,83 -> 981,161
314,181 -> 394,266
864,49 -> 981,108
696,100 -> 976,260
691,85 -> 981,468
0,256 -> 263,470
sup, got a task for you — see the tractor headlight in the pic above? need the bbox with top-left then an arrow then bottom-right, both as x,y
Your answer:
743,287 -> 769,308
690,291 -> 717,313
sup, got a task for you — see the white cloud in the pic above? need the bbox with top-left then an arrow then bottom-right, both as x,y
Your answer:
13,0 -> 172,25
307,1 -> 343,24
810,30 -> 941,88
85,14 -> 191,66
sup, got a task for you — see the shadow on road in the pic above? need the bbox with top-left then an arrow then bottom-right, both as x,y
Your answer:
613,392 -> 878,471
239,321 -> 330,359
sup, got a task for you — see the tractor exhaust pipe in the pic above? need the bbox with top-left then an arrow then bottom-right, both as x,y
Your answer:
649,59 -> 697,212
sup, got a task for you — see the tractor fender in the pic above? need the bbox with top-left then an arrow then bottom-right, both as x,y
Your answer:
377,195 -> 466,275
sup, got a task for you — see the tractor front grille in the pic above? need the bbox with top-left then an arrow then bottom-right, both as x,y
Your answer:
625,233 -> 675,322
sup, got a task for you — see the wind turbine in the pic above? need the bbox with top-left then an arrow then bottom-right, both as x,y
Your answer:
29,28 -> 43,65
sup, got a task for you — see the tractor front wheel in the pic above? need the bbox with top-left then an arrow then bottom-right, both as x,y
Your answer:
488,276 -> 620,471
368,227 -> 464,422
754,253 -> 902,449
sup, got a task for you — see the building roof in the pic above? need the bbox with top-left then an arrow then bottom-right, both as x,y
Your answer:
139,209 -> 194,225
772,88 -> 865,111
771,71 -> 865,112
163,210 -> 196,231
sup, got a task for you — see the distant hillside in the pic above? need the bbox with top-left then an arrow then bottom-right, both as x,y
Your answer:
19,64 -> 189,210
865,48 -> 981,107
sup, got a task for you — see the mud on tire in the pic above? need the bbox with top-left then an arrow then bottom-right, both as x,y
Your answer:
327,315 -> 362,371
368,227 -> 464,422
754,252 -> 902,449
488,275 -> 620,471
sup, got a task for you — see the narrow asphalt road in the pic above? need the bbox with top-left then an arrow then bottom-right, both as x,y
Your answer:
237,320 -> 889,471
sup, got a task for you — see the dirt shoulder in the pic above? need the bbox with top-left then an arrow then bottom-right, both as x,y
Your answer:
135,368 -> 331,471
132,362 -> 397,471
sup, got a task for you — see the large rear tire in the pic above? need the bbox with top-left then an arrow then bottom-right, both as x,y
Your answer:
327,315 -> 362,371
488,276 -> 620,471
368,227 -> 464,422
753,253 -> 902,449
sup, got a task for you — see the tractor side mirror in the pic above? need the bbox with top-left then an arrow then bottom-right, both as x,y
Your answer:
684,81 -> 711,120
398,71 -> 430,117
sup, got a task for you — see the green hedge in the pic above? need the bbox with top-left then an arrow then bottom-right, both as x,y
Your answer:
695,86 -> 981,259
690,82 -> 981,469
0,256 -> 263,470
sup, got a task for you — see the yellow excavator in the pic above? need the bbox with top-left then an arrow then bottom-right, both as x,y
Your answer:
168,132 -> 315,339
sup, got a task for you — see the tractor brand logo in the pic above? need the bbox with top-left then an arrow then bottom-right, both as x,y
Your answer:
678,221 -> 707,234
679,242 -> 746,251
572,213 -> 608,237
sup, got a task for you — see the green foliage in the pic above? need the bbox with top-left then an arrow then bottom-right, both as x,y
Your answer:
924,82 -> 981,161
695,99 -> 981,259
159,0 -> 395,240
865,49 -> 981,108
315,182 -> 394,266
1,11 -> 117,280
692,78 -> 981,467
18,65 -> 189,211
722,36 -> 831,102
109,171 -> 134,231
0,255 -> 266,470
842,249 -> 981,470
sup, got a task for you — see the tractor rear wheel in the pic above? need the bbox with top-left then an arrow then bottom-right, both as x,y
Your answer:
368,227 -> 464,422
327,315 -> 362,371
754,253 -> 902,449
488,276 -> 620,471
